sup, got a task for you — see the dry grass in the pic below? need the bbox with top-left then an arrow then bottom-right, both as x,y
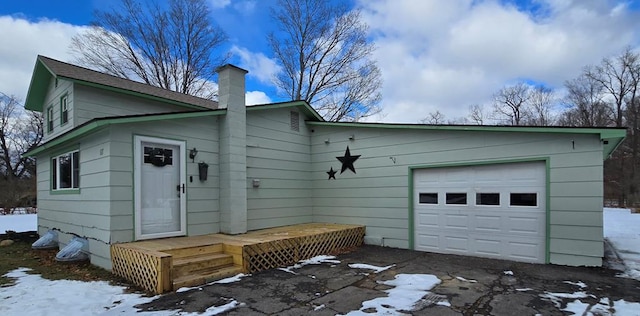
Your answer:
0,234 -> 127,287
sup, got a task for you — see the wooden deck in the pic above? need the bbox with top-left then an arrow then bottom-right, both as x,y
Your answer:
110,223 -> 365,293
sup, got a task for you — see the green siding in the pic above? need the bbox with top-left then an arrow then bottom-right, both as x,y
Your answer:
36,113 -> 220,270
74,85 -> 190,126
311,126 -> 606,266
42,79 -> 74,142
108,116 -> 220,242
245,108 -> 313,230
36,129 -> 113,267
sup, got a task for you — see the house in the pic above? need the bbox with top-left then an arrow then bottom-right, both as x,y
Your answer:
24,55 -> 626,270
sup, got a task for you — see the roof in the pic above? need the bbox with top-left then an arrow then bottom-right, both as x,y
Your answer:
25,55 -> 218,112
306,121 -> 627,159
247,100 -> 324,121
24,110 -> 226,157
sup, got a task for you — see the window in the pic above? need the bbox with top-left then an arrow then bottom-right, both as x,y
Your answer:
419,193 -> 438,204
510,193 -> 537,206
47,106 -> 54,133
60,95 -> 69,125
476,193 -> 500,206
52,150 -> 79,190
446,193 -> 467,205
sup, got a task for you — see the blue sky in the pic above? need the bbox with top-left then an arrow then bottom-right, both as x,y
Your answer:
1,0 -> 640,123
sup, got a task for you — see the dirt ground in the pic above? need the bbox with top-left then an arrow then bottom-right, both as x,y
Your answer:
0,232 -> 125,286
137,245 -> 640,315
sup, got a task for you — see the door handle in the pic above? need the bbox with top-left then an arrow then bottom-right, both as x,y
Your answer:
176,184 -> 185,194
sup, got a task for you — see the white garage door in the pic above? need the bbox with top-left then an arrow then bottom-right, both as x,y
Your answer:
414,162 -> 546,263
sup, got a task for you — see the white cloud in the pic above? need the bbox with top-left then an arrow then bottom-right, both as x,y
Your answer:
210,0 -> 231,9
233,1 -> 257,13
0,16 -> 86,100
245,90 -> 272,105
359,0 -> 640,123
231,46 -> 281,85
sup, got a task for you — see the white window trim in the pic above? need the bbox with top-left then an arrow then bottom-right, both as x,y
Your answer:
47,106 -> 54,133
60,95 -> 69,125
52,150 -> 79,190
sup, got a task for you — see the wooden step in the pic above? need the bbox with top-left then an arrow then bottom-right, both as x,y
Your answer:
163,243 -> 223,258
173,253 -> 234,278
172,265 -> 243,290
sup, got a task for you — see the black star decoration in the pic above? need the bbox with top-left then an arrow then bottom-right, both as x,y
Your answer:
336,146 -> 361,174
327,167 -> 337,180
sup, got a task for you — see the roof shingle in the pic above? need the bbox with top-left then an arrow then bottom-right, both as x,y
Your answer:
38,55 -> 218,110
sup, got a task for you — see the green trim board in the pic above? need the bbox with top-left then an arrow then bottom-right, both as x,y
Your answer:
407,157 -> 551,264
24,110 -> 225,157
25,60 -> 51,111
307,121 -> 626,159
247,100 -> 324,122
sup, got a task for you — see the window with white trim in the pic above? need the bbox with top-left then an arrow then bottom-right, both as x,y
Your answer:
47,106 -> 54,132
52,150 -> 79,190
60,95 -> 69,125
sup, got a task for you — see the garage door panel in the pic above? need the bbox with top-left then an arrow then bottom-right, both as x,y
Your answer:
444,235 -> 468,252
416,212 -> 439,228
416,234 -> 439,250
474,238 -> 502,256
475,215 -> 501,232
507,240 -> 542,261
444,214 -> 468,229
507,216 -> 542,234
414,162 -> 546,263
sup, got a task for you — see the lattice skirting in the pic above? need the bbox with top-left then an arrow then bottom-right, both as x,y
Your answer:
111,245 -> 172,293
243,226 -> 365,273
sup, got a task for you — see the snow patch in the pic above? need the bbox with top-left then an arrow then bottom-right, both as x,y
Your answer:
455,276 -> 478,283
278,255 -> 340,274
176,273 -> 248,293
339,274 -> 446,315
348,263 -> 394,273
503,270 -> 514,275
0,268 -> 242,315
563,281 -> 587,288
604,208 -> 640,281
541,288 -> 640,315
0,214 -> 37,233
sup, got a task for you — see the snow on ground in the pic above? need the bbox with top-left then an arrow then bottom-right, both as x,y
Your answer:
540,281 -> 640,316
347,263 -> 395,273
0,214 -> 37,233
277,255 -> 341,274
176,273 -> 249,293
339,273 -> 447,315
0,268 -> 241,316
604,208 -> 640,280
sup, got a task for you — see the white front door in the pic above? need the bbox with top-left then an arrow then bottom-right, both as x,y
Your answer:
134,136 -> 186,240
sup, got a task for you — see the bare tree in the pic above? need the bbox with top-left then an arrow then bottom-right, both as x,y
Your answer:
492,82 -> 531,125
70,0 -> 227,99
0,93 -> 43,210
559,74 -> 611,127
526,86 -> 556,126
468,104 -> 487,125
420,110 -> 445,125
268,0 -> 382,122
585,47 -> 639,127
